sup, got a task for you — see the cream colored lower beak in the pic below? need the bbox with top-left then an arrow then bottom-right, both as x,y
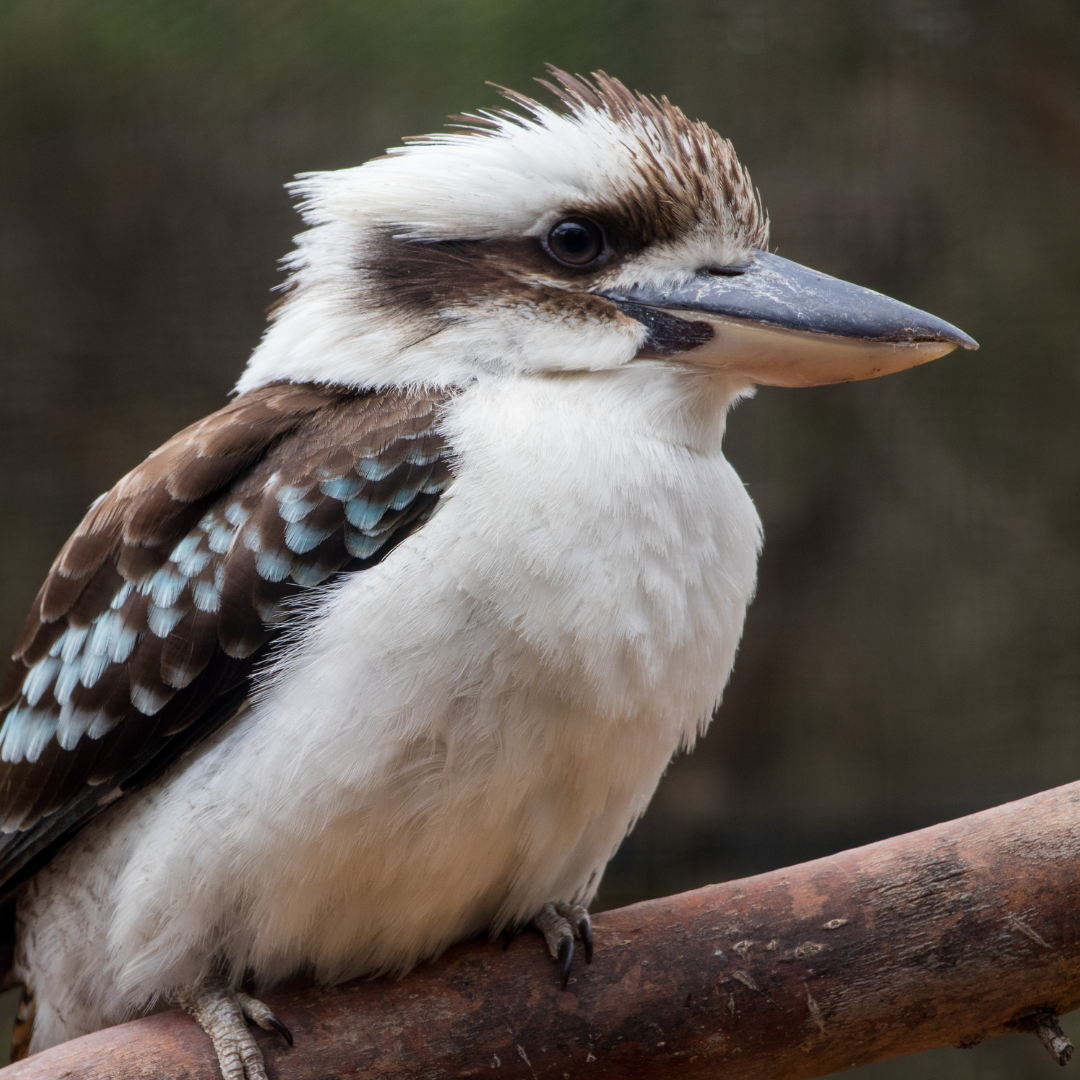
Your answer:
674,313 -> 958,387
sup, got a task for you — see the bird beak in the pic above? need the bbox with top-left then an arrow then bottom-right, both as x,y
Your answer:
602,251 -> 978,387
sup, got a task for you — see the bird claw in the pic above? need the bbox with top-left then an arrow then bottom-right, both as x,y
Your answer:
557,934 -> 574,989
578,911 -> 594,964
502,920 -> 526,950
532,901 -> 594,990
237,990 -> 293,1046
267,1015 -> 294,1047
179,980 -> 293,1080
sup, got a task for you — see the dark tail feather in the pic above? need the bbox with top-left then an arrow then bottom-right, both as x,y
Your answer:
9,983 -> 33,1062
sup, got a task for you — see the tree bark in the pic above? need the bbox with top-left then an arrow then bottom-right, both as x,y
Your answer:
5,780 -> 1080,1080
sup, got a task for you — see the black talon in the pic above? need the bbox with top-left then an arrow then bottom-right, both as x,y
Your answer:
267,1015 -> 294,1047
578,916 -> 593,964
557,935 -> 574,990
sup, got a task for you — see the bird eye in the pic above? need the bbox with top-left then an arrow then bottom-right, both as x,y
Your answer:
546,218 -> 605,267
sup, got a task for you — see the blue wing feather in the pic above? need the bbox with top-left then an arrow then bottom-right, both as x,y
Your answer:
0,382 -> 452,898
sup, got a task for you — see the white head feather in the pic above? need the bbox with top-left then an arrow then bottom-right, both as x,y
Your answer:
237,69 -> 767,393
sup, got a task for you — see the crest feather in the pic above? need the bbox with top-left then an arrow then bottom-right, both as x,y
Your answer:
483,66 -> 769,251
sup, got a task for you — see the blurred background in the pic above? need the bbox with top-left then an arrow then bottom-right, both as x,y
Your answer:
1,0 -> 1078,1074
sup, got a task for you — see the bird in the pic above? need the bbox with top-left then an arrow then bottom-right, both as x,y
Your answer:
0,68 -> 976,1079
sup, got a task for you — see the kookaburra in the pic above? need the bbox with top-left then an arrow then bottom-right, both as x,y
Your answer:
0,70 -> 975,1078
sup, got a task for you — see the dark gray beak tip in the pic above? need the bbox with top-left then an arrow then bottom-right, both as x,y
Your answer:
912,316 -> 978,352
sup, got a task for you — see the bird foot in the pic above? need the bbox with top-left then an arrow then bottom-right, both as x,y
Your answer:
532,901 -> 593,989
177,978 -> 292,1080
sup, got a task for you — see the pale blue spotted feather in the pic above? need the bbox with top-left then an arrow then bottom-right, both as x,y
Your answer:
0,390 -> 452,781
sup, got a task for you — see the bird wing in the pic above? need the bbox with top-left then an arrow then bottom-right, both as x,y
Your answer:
0,381 -> 452,896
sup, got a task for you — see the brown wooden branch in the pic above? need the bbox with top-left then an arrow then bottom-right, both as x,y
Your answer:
5,780 -> 1080,1080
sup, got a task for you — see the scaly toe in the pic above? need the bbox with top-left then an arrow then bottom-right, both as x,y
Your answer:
533,901 -> 578,990
237,990 -> 293,1046
554,902 -> 594,964
177,980 -> 271,1080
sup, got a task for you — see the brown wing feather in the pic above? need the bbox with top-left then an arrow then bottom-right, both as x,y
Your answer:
0,381 -> 452,895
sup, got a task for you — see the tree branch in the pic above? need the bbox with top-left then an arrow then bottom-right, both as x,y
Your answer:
6,780 -> 1080,1080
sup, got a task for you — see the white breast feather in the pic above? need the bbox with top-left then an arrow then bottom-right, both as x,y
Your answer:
17,364 -> 760,1047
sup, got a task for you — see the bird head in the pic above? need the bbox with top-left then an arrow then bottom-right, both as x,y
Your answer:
238,68 -> 976,394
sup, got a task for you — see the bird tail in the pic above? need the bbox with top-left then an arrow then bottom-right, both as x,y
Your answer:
0,934 -> 30,1063
8,984 -> 32,1062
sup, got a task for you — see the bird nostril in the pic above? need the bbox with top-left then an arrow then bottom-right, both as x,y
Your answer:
705,265 -> 748,277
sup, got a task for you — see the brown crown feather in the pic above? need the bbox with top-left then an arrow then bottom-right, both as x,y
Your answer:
465,66 -> 771,251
